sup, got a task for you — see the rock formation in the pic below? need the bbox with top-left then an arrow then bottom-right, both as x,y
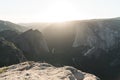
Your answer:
0,61 -> 100,80
14,29 -> 49,61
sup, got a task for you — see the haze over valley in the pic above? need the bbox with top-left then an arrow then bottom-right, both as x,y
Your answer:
0,0 -> 120,80
0,18 -> 120,80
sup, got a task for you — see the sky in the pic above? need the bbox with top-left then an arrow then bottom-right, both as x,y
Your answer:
0,0 -> 120,23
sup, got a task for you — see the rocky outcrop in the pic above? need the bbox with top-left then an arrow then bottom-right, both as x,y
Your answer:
14,29 -> 49,60
0,61 -> 100,80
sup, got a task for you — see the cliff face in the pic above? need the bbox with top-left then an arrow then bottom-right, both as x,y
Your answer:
0,61 -> 100,80
41,19 -> 120,80
41,19 -> 120,51
73,20 -> 120,50
14,29 -> 49,61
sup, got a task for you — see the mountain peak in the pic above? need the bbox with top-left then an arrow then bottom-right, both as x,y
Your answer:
14,29 -> 49,60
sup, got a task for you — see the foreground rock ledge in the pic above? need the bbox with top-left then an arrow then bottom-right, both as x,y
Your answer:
0,61 -> 100,80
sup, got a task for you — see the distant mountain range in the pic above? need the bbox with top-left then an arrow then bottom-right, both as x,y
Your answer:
0,18 -> 120,80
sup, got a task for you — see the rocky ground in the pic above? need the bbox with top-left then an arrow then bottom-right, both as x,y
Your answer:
0,61 -> 100,80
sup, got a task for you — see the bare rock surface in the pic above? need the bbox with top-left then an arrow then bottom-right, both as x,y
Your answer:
0,61 -> 100,80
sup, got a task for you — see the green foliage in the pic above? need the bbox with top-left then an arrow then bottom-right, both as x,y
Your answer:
0,37 -> 20,67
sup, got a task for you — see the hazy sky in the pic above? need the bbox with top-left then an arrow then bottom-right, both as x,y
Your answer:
0,0 -> 120,23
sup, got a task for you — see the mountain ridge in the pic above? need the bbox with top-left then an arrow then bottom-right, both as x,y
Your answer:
0,20 -> 28,32
0,18 -> 120,80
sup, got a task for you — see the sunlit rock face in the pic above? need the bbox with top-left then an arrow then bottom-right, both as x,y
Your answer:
41,19 -> 120,80
42,19 -> 120,52
0,61 -> 100,80
73,22 -> 97,48
71,20 -> 120,78
14,29 -> 49,60
73,20 -> 120,50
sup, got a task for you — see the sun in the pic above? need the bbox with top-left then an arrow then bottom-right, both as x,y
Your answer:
38,1 -> 79,22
